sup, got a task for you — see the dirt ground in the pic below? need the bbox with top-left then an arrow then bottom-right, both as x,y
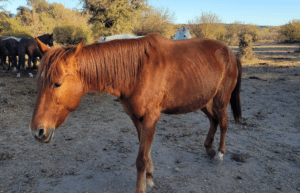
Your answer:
0,42 -> 300,193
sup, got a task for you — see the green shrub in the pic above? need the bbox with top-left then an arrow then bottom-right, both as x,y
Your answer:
257,27 -> 280,42
240,25 -> 259,42
53,23 -> 92,45
279,20 -> 300,42
238,34 -> 255,60
189,12 -> 228,43
133,7 -> 175,38
0,17 -> 33,37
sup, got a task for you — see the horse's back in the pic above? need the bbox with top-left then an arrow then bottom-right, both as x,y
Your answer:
18,36 -> 36,54
0,38 -> 19,55
145,37 -> 237,114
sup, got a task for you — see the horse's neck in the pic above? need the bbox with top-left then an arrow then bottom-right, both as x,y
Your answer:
81,40 -> 146,98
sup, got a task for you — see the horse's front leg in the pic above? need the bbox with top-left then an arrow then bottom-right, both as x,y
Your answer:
132,112 -> 160,193
32,57 -> 38,70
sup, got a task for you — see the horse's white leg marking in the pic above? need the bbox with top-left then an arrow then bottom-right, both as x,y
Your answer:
28,73 -> 33,78
16,73 -> 20,78
147,178 -> 154,188
215,151 -> 224,160
12,67 -> 17,72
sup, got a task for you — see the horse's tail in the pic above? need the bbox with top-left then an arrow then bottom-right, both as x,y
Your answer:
230,57 -> 242,123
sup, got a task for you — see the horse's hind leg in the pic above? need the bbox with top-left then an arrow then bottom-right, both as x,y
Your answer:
17,53 -> 25,77
10,55 -> 17,72
202,102 -> 219,158
1,55 -> 6,70
32,57 -> 37,70
27,55 -> 33,77
215,107 -> 229,160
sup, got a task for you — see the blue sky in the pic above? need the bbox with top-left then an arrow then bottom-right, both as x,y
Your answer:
1,0 -> 299,26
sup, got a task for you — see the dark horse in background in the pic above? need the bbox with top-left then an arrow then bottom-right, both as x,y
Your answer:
30,34 -> 242,193
17,33 -> 53,77
0,38 -> 19,71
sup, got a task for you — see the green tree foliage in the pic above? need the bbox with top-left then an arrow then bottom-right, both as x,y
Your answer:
53,23 -> 91,45
81,0 -> 147,36
226,21 -> 243,45
14,0 -> 92,44
133,6 -> 175,38
240,24 -> 259,41
189,12 -> 227,42
16,6 -> 34,26
0,14 -> 33,37
279,20 -> 300,42
257,27 -> 280,42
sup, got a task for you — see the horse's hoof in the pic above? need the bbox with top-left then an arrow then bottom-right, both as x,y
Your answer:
215,151 -> 224,161
206,148 -> 216,158
29,73 -> 33,78
16,73 -> 20,78
12,67 -> 17,72
147,178 -> 155,188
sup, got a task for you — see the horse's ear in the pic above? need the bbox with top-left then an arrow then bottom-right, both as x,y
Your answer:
35,37 -> 48,55
50,33 -> 53,37
75,40 -> 84,56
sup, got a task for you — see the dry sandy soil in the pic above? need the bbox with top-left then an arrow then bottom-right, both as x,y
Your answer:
0,42 -> 300,193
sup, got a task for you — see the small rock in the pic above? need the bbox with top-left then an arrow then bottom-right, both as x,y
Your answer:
64,137 -> 73,141
173,168 -> 180,172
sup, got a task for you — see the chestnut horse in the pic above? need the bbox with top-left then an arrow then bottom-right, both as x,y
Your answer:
30,34 -> 242,193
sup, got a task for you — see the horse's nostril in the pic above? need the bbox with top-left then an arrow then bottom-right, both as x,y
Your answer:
37,128 -> 45,139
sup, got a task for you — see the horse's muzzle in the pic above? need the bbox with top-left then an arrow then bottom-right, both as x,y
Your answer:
30,126 -> 55,143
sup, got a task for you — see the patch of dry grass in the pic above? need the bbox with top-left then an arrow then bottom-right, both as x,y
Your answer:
229,42 -> 300,67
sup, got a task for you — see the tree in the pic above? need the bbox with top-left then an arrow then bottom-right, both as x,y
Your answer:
189,11 -> 226,42
15,0 -> 92,43
81,0 -> 147,36
16,6 -> 33,26
279,20 -> 300,42
240,24 -> 259,42
133,6 -> 175,38
226,21 -> 243,45
279,20 -> 300,51
0,16 -> 33,37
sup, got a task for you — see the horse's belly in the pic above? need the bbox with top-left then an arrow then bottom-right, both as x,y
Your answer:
160,92 -> 213,115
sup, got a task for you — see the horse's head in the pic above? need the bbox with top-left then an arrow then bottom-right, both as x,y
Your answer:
30,38 -> 84,143
47,33 -> 54,47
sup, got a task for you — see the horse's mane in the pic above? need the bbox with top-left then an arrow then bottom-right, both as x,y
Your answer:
37,46 -> 71,87
38,34 -> 162,92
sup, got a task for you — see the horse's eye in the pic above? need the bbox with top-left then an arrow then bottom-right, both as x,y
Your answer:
53,83 -> 62,89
